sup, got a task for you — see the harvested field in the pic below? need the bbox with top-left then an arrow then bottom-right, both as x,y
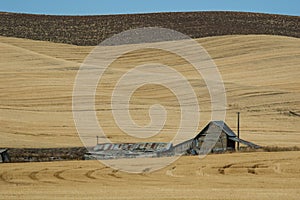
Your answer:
0,11 -> 299,45
0,152 -> 299,199
0,13 -> 300,199
0,34 -> 299,148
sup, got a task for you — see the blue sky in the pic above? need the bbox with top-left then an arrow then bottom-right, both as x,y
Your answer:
0,0 -> 299,16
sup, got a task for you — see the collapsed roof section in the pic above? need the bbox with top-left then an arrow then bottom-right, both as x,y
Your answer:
93,142 -> 172,152
85,142 -> 173,160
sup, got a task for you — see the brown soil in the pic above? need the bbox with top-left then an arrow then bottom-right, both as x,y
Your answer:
0,11 -> 299,45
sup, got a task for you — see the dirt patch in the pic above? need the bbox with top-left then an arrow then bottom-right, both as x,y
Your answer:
6,147 -> 87,162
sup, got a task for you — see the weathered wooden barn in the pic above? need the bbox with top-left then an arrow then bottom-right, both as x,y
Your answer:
174,121 -> 260,155
196,121 -> 260,152
85,121 -> 260,160
0,149 -> 10,163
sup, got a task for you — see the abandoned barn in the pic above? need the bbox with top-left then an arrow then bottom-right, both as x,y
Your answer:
85,121 -> 261,160
175,121 -> 261,155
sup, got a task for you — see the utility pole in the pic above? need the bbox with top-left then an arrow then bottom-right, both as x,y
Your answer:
237,112 -> 240,151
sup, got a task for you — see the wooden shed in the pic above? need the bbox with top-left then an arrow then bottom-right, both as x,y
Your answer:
192,121 -> 260,153
173,121 -> 261,155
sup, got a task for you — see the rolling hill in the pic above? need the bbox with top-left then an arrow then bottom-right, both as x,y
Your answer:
0,11 -> 299,45
0,11 -> 300,200
0,34 -> 299,148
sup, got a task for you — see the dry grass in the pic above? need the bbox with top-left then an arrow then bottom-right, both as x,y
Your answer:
262,146 -> 300,152
235,146 -> 300,153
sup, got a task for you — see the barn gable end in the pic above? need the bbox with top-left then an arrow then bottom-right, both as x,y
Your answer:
193,121 -> 260,153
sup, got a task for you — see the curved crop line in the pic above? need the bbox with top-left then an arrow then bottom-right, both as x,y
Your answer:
84,167 -> 107,180
108,169 -> 122,179
53,170 -> 67,180
0,170 -> 32,185
28,168 -> 54,183
85,169 -> 98,179
217,158 -> 289,175
53,168 -> 88,183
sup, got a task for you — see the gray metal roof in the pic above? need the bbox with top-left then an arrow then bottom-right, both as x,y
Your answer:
92,142 -> 172,153
196,121 -> 237,138
212,121 -> 237,137
195,121 -> 261,148
229,137 -> 261,148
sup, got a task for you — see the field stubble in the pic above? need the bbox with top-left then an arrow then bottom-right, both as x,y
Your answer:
0,34 -> 299,148
0,152 -> 299,199
0,34 -> 299,199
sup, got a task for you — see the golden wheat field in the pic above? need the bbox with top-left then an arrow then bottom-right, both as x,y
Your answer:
0,152 -> 300,199
0,34 -> 300,199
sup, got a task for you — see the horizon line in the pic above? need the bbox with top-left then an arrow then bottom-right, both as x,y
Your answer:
0,10 -> 299,17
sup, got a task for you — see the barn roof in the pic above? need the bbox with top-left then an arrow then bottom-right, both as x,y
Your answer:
195,121 -> 261,149
195,121 -> 237,138
93,142 -> 172,152
229,137 -> 261,149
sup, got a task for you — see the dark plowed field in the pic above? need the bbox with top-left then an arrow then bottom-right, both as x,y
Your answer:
0,11 -> 299,45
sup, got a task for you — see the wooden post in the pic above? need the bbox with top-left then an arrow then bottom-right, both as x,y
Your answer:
237,112 -> 240,151
96,136 -> 99,145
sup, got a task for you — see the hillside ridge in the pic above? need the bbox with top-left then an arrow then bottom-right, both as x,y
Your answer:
0,11 -> 299,45
0,34 -> 299,148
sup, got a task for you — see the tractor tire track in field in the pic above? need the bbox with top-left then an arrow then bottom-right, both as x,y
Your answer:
52,167 -> 95,183
108,169 -> 122,179
53,169 -> 67,181
28,168 -> 47,181
247,164 -> 269,175
217,158 -> 288,175
28,168 -> 54,184
0,169 -> 32,185
84,167 -> 108,180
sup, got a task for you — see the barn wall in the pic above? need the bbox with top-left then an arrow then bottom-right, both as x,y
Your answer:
227,138 -> 236,150
196,131 -> 234,153
173,139 -> 194,155
212,131 -> 227,150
